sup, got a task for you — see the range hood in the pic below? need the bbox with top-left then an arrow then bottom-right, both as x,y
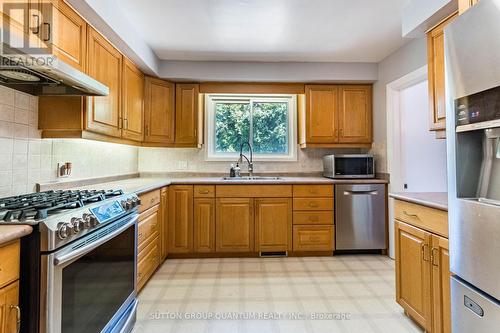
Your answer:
0,54 -> 109,96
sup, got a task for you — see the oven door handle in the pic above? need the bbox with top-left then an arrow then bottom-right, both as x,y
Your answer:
53,214 -> 139,266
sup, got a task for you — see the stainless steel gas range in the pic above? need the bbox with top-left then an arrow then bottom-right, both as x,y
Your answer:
0,189 -> 141,333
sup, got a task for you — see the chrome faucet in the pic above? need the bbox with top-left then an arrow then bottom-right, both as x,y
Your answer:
238,142 -> 254,177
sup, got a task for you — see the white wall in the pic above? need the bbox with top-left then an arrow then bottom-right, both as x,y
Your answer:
371,37 -> 428,173
402,0 -> 458,37
400,81 -> 447,192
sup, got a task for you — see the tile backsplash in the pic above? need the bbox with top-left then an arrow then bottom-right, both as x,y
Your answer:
0,86 -> 138,197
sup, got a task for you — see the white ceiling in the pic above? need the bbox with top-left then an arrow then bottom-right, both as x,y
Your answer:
117,0 -> 411,63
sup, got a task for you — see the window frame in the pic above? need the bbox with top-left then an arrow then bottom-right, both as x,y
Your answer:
205,93 -> 297,162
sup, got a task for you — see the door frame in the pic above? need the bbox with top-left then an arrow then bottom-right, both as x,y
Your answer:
385,65 -> 428,258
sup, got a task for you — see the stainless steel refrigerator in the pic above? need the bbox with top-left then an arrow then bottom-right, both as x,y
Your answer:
445,0 -> 500,330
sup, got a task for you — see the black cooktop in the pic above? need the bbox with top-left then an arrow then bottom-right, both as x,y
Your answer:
0,189 -> 124,222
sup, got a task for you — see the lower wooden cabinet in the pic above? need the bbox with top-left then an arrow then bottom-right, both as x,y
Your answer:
0,241 -> 21,333
216,198 -> 254,252
137,236 -> 160,291
292,225 -> 334,252
194,198 -> 216,253
138,206 -> 159,253
169,185 -> 194,253
255,198 -> 292,252
395,220 -> 451,333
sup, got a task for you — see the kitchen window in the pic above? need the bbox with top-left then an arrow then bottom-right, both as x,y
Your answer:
205,94 -> 297,161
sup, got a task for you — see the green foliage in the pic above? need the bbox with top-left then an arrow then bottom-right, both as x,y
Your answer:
214,101 -> 288,154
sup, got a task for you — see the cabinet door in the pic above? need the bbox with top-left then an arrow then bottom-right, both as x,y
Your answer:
395,221 -> 432,331
255,198 -> 292,252
0,281 -> 20,333
194,198 -> 215,253
175,83 -> 199,146
122,58 -> 144,142
168,186 -> 193,253
305,85 -> 338,143
338,85 -> 372,143
216,198 -> 254,252
160,187 -> 168,261
42,0 -> 86,71
86,27 -> 122,138
431,235 -> 451,333
427,14 -> 457,133
144,77 -> 175,144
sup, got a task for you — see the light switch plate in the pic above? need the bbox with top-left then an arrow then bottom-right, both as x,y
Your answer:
177,160 -> 188,170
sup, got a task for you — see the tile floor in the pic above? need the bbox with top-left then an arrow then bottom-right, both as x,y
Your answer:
133,255 -> 423,333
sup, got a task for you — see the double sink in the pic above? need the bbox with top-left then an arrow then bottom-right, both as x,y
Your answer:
221,176 -> 282,181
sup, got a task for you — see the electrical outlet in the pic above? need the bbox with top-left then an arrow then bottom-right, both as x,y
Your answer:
177,160 -> 188,170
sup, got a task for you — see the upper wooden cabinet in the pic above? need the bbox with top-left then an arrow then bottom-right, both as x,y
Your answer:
300,84 -> 372,148
144,77 -> 175,145
122,58 -> 145,142
427,13 -> 457,138
86,26 -> 123,138
175,83 -> 200,146
459,0 -> 480,14
41,0 -> 87,71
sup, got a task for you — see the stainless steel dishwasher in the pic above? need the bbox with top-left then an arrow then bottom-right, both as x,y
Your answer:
335,184 -> 386,250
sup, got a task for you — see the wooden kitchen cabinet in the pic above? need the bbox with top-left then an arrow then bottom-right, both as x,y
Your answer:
86,26 -> 123,138
169,185 -> 194,253
216,198 -> 254,252
175,83 -> 200,146
300,85 -> 372,148
0,281 -> 20,333
255,198 -> 292,252
431,235 -> 451,333
338,85 -> 372,143
459,0 -> 480,14
292,225 -> 334,252
194,198 -> 216,253
395,220 -> 432,331
160,187 -> 168,261
40,0 -> 87,71
427,13 -> 457,138
121,58 -> 144,142
143,77 -> 175,145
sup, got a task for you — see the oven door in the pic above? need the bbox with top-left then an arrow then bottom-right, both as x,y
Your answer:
41,214 -> 138,333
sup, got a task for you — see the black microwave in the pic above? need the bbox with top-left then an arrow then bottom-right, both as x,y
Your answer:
322,154 -> 375,179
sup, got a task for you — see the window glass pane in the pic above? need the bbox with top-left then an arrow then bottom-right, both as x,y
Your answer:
252,102 -> 288,154
215,102 -> 250,153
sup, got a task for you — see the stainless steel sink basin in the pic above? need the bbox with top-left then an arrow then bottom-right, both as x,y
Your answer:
222,176 -> 282,181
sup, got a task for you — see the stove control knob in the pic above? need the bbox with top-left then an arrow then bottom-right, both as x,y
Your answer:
70,217 -> 84,233
82,213 -> 97,228
135,197 -> 141,207
121,200 -> 128,210
57,223 -> 71,239
89,215 -> 99,227
126,199 -> 134,209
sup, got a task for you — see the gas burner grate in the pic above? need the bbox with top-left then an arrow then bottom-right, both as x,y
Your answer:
0,189 -> 124,223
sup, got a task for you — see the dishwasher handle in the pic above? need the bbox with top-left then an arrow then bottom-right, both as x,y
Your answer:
343,190 -> 379,196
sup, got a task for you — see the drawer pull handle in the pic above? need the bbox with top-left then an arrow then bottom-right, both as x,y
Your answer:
150,198 -> 155,204
309,216 -> 319,222
138,272 -> 143,278
309,202 -> 319,208
309,236 -> 321,242
10,305 -> 21,333
309,189 -> 318,194
403,211 -> 420,219
138,233 -> 143,239
199,190 -> 210,194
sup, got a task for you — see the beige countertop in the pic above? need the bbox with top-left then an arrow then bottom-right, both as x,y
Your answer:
59,175 -> 388,195
389,192 -> 448,211
0,225 -> 33,246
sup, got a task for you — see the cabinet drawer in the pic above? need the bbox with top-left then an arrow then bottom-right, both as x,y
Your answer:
293,225 -> 334,251
0,241 -> 20,288
138,207 -> 159,252
137,236 -> 160,291
293,211 -> 333,225
194,185 -> 215,198
138,189 -> 161,213
293,185 -> 333,197
394,200 -> 448,237
293,198 -> 333,211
